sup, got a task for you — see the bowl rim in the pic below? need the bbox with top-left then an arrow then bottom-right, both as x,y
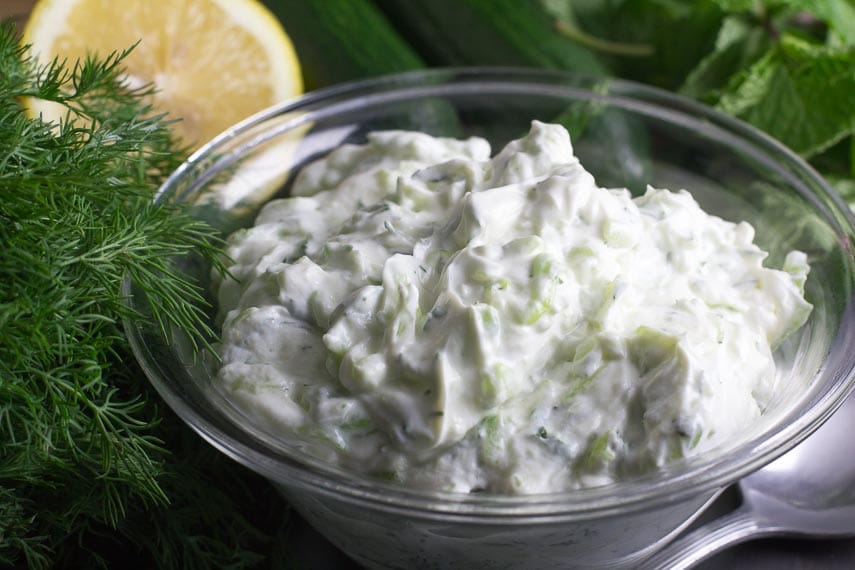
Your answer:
129,66 -> 855,520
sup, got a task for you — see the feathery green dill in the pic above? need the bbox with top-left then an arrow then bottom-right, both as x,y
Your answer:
0,21 -> 288,569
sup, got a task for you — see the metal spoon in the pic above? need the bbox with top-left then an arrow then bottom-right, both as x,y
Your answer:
638,390 -> 855,570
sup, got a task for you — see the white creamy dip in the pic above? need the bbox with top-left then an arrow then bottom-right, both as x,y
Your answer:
213,121 -> 812,493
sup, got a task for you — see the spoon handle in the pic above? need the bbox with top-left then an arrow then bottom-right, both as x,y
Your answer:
636,504 -> 762,569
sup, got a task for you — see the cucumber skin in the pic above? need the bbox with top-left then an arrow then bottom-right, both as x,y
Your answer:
262,0 -> 425,90
374,0 -> 608,77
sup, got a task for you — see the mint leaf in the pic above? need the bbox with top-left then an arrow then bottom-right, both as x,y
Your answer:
828,176 -> 855,209
781,0 -> 855,45
568,0 -> 725,89
680,15 -> 772,100
540,0 -> 654,57
711,0 -> 758,11
717,35 -> 855,156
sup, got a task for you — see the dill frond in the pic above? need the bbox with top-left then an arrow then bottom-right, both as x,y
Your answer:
0,20 -> 288,569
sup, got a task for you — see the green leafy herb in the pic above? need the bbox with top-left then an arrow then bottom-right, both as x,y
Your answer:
549,0 -> 725,89
717,34 -> 855,156
0,21 -> 287,569
552,0 -> 855,206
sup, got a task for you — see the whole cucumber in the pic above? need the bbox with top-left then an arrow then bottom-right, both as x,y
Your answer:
262,0 -> 425,90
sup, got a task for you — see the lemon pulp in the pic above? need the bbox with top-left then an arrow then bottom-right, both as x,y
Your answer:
23,0 -> 303,148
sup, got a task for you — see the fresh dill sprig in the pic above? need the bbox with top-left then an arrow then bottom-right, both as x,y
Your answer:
0,21 -> 288,569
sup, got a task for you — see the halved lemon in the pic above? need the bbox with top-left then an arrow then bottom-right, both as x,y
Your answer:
22,0 -> 303,148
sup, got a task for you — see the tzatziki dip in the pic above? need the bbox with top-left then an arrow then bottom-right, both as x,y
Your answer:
213,121 -> 812,493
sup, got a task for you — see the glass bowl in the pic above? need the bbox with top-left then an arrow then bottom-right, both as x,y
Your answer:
124,68 -> 855,569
